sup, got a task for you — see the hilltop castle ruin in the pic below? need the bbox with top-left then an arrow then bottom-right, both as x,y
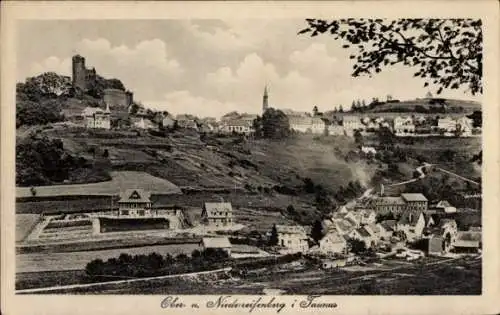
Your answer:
72,54 -> 134,109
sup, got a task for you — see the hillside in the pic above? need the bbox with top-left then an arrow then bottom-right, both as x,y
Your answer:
368,98 -> 481,113
16,72 -> 130,128
326,98 -> 481,118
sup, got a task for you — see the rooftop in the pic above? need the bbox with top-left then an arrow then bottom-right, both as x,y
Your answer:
203,202 -> 233,218
401,193 -> 428,202
398,210 -> 423,226
356,227 -> 371,238
118,189 -> 151,203
276,225 -> 307,235
201,237 -> 232,249
375,196 -> 406,205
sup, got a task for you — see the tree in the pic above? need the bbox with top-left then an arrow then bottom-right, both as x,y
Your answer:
16,99 -> 65,128
258,108 -> 290,139
269,224 -> 279,246
311,219 -> 324,243
467,110 -> 482,128
299,19 -> 482,95
129,103 -> 140,115
377,126 -> 395,149
339,105 -> 344,113
348,238 -> 366,254
354,129 -> 364,145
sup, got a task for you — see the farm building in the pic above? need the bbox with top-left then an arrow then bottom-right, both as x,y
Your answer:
201,202 -> 234,228
82,104 -> 111,129
275,225 -> 309,253
454,231 -> 481,253
377,220 -> 396,240
316,231 -> 347,255
349,227 -> 377,248
199,237 -> 232,255
117,189 -> 152,217
396,211 -> 426,242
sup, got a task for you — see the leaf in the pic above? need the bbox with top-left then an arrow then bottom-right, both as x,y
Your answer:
342,44 -> 350,48
437,87 -> 443,94
349,55 -> 356,59
297,28 -> 311,35
424,82 -> 429,87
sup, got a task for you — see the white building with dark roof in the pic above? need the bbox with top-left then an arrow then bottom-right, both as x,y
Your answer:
275,225 -> 309,253
82,104 -> 111,129
401,193 -> 428,211
199,237 -> 232,255
117,189 -> 152,217
201,202 -> 233,228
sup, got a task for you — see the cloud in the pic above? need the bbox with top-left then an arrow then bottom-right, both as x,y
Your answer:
27,38 -> 183,101
29,56 -> 72,77
183,21 -> 256,52
146,90 -> 236,118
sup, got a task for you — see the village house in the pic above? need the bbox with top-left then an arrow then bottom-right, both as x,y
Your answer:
438,117 -> 457,132
456,116 -> 474,137
377,220 -> 396,240
454,231 -> 481,253
425,218 -> 458,252
334,219 -> 357,235
433,200 -> 457,213
364,223 -> 382,241
396,210 -> 426,242
275,225 -> 309,253
393,116 -> 415,136
358,209 -> 377,225
117,189 -> 153,217
221,119 -> 254,134
428,236 -> 445,256
342,115 -> 363,133
365,121 -> 380,131
201,202 -> 233,228
239,113 -> 258,124
327,123 -> 345,136
316,231 -> 348,255
311,117 -> 327,134
133,117 -> 156,130
360,146 -> 377,155
82,104 -> 111,129
161,115 -> 176,129
349,226 -> 376,248
176,114 -> 199,130
199,237 -> 232,256
288,115 -> 313,133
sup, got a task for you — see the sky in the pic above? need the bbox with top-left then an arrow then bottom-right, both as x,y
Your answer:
17,19 -> 481,119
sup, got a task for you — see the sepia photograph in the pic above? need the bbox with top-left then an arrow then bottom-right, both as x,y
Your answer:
2,1 -> 500,314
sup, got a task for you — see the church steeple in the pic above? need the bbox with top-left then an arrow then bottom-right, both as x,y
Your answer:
262,85 -> 269,114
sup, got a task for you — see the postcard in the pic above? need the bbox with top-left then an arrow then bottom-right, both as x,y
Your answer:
1,1 -> 499,315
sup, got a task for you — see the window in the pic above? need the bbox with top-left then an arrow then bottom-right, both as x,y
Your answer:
121,210 -> 129,216
138,210 -> 145,216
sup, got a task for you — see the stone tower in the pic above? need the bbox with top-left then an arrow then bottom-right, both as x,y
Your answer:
72,55 -> 87,90
262,85 -> 269,114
